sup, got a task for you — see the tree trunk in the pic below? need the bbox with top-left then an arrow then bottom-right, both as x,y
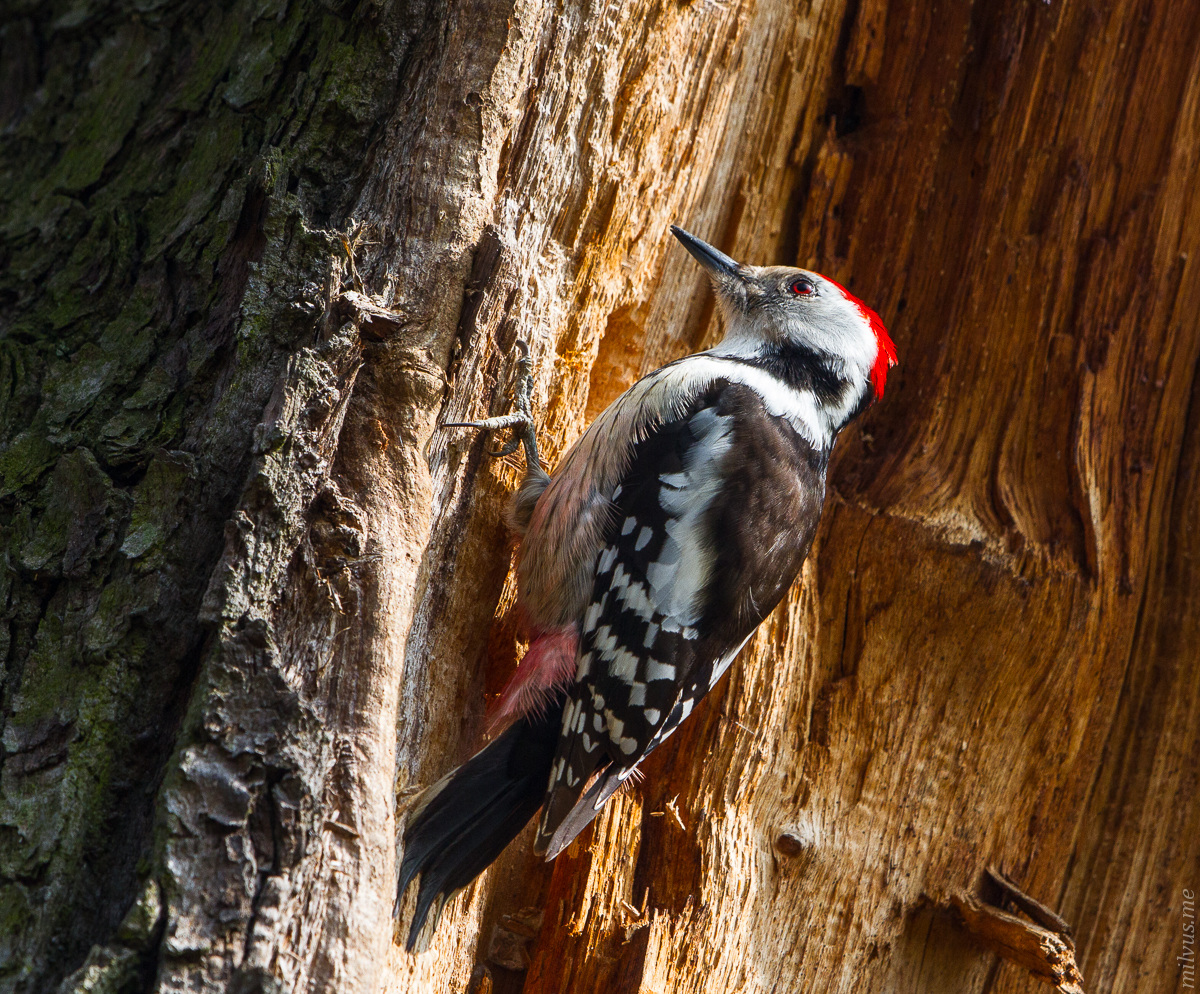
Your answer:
2,1 -> 1197,993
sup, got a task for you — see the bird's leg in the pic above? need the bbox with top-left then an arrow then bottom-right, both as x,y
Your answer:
440,340 -> 545,477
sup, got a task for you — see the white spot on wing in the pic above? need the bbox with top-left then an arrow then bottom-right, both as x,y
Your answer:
709,632 -> 753,688
563,699 -> 580,734
582,601 -> 603,632
575,652 -> 592,679
611,563 -> 631,590
592,625 -> 617,654
646,660 -> 676,682
598,546 -> 618,574
591,624 -> 641,681
660,616 -> 698,639
613,574 -> 655,618
608,647 -> 640,681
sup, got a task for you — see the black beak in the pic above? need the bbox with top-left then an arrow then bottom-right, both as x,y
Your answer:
670,225 -> 743,279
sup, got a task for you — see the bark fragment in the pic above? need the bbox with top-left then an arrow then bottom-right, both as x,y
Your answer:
952,892 -> 1084,994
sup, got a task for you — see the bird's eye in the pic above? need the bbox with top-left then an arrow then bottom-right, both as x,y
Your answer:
790,278 -> 815,296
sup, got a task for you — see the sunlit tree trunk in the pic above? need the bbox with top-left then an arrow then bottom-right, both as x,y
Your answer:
2,1 -> 1197,993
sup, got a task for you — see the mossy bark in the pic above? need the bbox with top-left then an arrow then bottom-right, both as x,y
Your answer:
2,1 -> 1198,994
0,2 -> 425,990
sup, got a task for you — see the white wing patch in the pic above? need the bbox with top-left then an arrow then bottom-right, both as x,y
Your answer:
643,407 -> 734,625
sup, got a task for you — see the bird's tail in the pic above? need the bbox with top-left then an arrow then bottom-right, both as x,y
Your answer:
396,699 -> 562,951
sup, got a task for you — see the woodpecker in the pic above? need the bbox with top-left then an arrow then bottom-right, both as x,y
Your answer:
396,226 -> 898,949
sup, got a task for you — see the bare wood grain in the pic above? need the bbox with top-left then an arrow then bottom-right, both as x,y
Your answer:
389,1 -> 1200,993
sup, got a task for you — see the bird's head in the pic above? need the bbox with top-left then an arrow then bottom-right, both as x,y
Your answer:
671,226 -> 898,405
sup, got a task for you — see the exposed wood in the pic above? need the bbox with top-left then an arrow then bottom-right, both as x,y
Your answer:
392,1 -> 1200,992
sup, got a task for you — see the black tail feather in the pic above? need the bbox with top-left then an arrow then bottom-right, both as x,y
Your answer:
397,698 -> 562,950
543,763 -> 624,860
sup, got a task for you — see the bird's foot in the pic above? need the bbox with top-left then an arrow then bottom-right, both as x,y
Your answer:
440,340 -> 542,471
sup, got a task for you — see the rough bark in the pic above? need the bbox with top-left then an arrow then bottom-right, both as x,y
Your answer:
1,2 -> 1197,994
0,2 -> 425,991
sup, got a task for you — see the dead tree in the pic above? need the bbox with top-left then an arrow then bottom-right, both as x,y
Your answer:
1,1 -> 1197,993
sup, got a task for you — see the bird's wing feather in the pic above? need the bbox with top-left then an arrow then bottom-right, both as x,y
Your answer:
536,379 -> 827,856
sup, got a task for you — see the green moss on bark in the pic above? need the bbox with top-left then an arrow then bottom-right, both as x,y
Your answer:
0,1 -> 411,990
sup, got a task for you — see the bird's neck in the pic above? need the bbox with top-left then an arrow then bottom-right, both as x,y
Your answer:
707,337 -> 871,439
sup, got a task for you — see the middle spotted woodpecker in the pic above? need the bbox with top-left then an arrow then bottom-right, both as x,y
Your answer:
396,225 -> 898,949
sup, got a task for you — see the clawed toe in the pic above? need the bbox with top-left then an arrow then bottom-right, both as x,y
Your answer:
439,341 -> 543,468
440,412 -> 530,456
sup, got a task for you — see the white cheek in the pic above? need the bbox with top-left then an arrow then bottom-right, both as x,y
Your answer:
790,306 -> 876,371
714,307 -> 776,354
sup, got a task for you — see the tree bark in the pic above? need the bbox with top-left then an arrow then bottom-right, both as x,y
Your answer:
1,1 -> 1197,994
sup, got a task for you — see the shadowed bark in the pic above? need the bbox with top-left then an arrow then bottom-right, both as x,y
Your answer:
1,1 -> 1196,993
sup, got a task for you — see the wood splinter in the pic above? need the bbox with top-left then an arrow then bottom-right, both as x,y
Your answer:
949,868 -> 1085,994
987,865 -> 1074,939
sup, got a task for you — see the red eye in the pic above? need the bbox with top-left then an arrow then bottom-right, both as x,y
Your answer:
790,278 -> 815,296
